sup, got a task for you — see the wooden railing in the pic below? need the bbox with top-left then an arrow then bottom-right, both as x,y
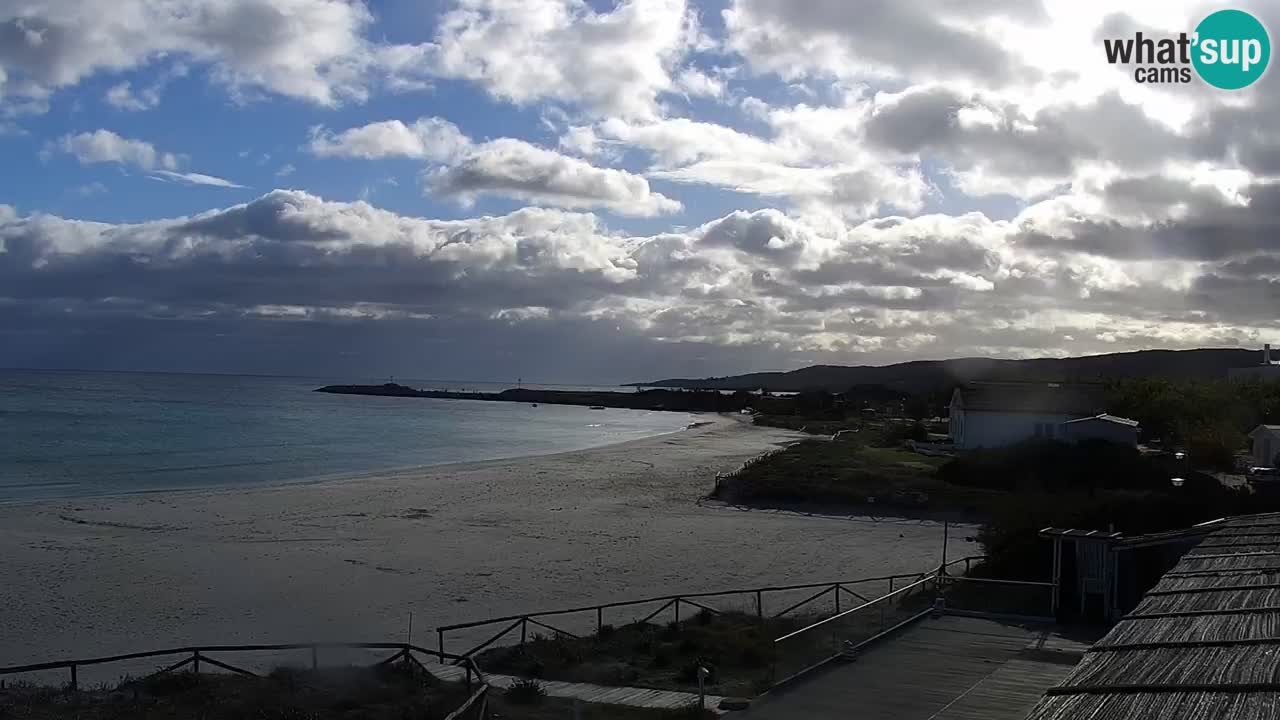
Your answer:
770,555 -> 1054,687
435,558 -> 990,661
0,642 -> 490,719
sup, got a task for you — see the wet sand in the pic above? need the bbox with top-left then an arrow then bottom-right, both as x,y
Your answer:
0,415 -> 973,669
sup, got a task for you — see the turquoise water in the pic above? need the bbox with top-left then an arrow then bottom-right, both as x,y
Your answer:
0,370 -> 691,502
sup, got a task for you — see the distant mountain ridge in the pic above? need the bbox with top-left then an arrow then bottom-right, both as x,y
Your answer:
629,348 -> 1266,394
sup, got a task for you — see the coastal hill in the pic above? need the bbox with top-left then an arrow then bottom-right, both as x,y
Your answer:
629,348 -> 1263,394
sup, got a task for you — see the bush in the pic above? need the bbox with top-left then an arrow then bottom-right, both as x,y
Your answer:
675,660 -> 717,685
875,421 -> 928,447
650,650 -> 673,668
738,645 -> 767,669
939,440 -> 1167,493
597,624 -> 616,639
141,671 -> 201,696
505,678 -> 546,705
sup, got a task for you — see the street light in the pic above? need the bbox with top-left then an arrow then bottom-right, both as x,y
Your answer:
1171,477 -> 1186,488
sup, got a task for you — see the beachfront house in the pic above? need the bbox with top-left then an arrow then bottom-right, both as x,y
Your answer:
1249,425 -> 1280,468
948,382 -> 1139,450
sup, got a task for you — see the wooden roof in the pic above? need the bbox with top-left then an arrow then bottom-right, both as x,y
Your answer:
1024,512 -> 1280,720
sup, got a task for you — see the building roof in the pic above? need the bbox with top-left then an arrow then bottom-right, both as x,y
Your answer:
1062,413 -> 1140,428
1024,512 -> 1280,720
953,382 -> 1108,416
1252,424 -> 1280,434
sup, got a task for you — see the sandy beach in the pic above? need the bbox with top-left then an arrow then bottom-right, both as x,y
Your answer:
0,415 -> 974,672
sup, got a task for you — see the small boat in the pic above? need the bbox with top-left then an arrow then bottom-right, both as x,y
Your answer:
531,403 -> 538,407
589,405 -> 606,410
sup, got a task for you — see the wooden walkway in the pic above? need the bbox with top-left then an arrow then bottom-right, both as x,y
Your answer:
739,615 -> 1090,720
428,662 -> 728,712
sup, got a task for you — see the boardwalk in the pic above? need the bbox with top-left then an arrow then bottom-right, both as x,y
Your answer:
740,615 -> 1089,720
428,662 -> 728,712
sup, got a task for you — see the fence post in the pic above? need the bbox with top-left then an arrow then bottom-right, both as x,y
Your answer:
438,629 -> 445,658
965,557 -> 971,575
756,590 -> 763,618
674,598 -> 680,626
465,664 -> 473,692
521,617 -> 527,646
193,650 -> 200,674
834,584 -> 841,614
69,664 -> 77,692
597,606 -> 603,633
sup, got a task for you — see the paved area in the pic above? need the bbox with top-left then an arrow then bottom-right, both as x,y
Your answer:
739,614 -> 1089,719
429,662 -> 728,712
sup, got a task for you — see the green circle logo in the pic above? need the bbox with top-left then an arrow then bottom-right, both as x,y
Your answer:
1193,9 -> 1270,90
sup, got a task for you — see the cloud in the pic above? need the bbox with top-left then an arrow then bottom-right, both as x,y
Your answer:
558,125 -> 604,158
151,170 -> 247,189
104,82 -> 159,111
597,114 -> 928,218
74,181 -> 108,197
724,0 -> 1042,86
308,117 -> 471,161
8,1 -> 1280,378
421,0 -> 702,118
0,0 -> 431,109
674,67 -> 725,99
55,130 -> 178,171
310,116 -> 679,216
428,138 -> 682,217
276,164 -> 296,178
4,189 -> 1279,377
52,129 -> 243,188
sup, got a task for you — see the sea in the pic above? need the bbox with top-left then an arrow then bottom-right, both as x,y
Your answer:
0,369 -> 693,503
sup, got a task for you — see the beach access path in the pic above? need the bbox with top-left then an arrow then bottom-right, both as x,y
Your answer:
429,662 -> 728,712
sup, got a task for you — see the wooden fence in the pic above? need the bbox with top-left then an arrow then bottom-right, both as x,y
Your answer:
435,556 -> 991,661
0,642 -> 490,720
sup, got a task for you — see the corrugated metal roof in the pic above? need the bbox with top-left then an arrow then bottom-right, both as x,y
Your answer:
954,382 -> 1108,416
1024,512 -> 1280,720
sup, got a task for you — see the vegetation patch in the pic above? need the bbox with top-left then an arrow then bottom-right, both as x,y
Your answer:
712,429 -> 990,517
476,610 -> 810,698
0,664 -> 470,720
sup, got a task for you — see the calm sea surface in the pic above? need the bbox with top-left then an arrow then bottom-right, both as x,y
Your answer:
0,370 -> 691,502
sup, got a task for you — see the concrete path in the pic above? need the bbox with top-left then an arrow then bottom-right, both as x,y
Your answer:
428,662 -> 729,712
738,615 -> 1088,720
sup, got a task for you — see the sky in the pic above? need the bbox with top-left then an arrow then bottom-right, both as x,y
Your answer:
2,0 -> 1279,384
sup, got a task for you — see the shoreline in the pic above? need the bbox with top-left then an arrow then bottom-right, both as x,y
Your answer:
0,410 -> 704,507
0,415 -> 973,672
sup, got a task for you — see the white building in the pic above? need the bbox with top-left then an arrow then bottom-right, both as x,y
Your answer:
1229,344 -> 1280,383
1249,425 -> 1280,468
949,382 -> 1139,450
